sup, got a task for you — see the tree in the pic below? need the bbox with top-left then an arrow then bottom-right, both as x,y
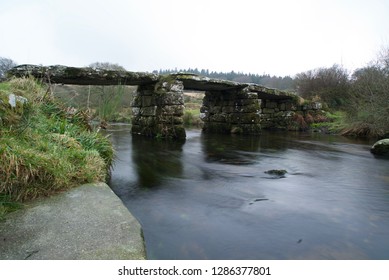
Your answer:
295,64 -> 350,108
345,64 -> 389,136
375,46 -> 389,77
88,62 -> 126,71
0,57 -> 17,79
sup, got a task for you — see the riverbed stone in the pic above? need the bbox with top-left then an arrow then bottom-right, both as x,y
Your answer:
371,139 -> 389,156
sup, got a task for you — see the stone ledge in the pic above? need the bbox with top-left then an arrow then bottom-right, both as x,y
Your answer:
0,183 -> 146,260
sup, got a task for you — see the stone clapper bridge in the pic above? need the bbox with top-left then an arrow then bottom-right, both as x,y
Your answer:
8,65 -> 319,139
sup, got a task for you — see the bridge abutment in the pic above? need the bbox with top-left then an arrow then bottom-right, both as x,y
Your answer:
200,89 -> 262,134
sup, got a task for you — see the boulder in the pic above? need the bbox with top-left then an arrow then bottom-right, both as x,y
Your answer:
371,139 -> 389,156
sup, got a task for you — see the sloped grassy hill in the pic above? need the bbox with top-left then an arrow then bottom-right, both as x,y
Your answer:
0,78 -> 114,216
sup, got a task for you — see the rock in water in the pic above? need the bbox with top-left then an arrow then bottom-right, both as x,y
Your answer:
371,139 -> 389,156
264,169 -> 288,179
265,169 -> 288,176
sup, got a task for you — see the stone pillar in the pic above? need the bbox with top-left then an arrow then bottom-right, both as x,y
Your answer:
131,78 -> 186,139
201,88 -> 261,134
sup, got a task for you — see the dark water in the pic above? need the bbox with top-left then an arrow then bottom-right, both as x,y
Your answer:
107,124 -> 389,260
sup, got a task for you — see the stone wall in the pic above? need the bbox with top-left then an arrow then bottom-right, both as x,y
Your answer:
131,79 -> 186,139
200,90 -> 322,134
259,99 -> 322,130
259,99 -> 296,129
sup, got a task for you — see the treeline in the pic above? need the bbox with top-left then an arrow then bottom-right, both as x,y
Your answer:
155,68 -> 295,91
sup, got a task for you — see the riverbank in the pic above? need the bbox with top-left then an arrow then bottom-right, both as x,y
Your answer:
0,183 -> 146,260
1,77 -> 114,216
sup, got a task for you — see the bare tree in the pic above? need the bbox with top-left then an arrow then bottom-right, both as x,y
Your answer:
377,46 -> 389,74
0,57 -> 17,79
295,64 -> 350,108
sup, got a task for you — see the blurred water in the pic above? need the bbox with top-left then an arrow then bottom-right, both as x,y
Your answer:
107,125 -> 389,259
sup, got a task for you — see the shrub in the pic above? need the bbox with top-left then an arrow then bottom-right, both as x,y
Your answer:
343,57 -> 389,137
295,64 -> 350,108
289,113 -> 307,131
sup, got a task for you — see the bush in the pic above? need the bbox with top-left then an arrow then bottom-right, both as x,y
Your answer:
295,64 -> 350,108
183,109 -> 203,127
343,50 -> 389,138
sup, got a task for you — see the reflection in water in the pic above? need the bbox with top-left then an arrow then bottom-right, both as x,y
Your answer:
131,135 -> 185,188
201,133 -> 262,165
108,126 -> 389,260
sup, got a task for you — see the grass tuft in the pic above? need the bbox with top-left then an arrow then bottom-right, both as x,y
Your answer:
0,77 -> 114,217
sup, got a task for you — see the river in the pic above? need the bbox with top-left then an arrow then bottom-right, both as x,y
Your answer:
107,124 -> 389,259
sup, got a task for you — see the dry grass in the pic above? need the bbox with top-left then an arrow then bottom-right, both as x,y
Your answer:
341,122 -> 386,138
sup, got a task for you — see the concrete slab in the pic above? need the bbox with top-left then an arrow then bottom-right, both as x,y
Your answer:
0,183 -> 146,260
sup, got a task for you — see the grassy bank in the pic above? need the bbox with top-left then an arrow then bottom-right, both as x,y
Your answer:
308,111 -> 347,133
183,92 -> 204,128
0,78 -> 114,219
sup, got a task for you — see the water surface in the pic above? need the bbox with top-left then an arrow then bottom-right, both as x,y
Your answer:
108,125 -> 389,259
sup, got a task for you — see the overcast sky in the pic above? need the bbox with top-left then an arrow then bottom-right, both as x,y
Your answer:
1,0 -> 388,76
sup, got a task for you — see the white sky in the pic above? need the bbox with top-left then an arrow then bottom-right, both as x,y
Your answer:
1,0 -> 388,76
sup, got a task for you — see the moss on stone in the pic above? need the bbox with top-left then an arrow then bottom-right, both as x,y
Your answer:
371,139 -> 389,156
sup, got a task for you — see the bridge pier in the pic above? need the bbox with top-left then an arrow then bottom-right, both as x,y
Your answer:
131,78 -> 186,139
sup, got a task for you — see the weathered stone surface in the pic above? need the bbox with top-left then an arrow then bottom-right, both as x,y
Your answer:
0,183 -> 146,260
159,92 -> 184,106
203,122 -> 232,134
137,84 -> 155,95
7,64 -> 159,86
131,77 -> 186,139
141,96 -> 156,107
209,113 -> 228,123
156,124 -> 186,139
230,113 -> 260,124
8,93 -> 28,108
140,106 -> 157,116
158,116 -> 184,124
265,101 -> 278,109
132,116 -> 157,126
170,73 -> 247,92
371,139 -> 389,156
162,105 -> 184,116
154,78 -> 184,94
247,84 -> 295,100
263,108 -> 275,114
